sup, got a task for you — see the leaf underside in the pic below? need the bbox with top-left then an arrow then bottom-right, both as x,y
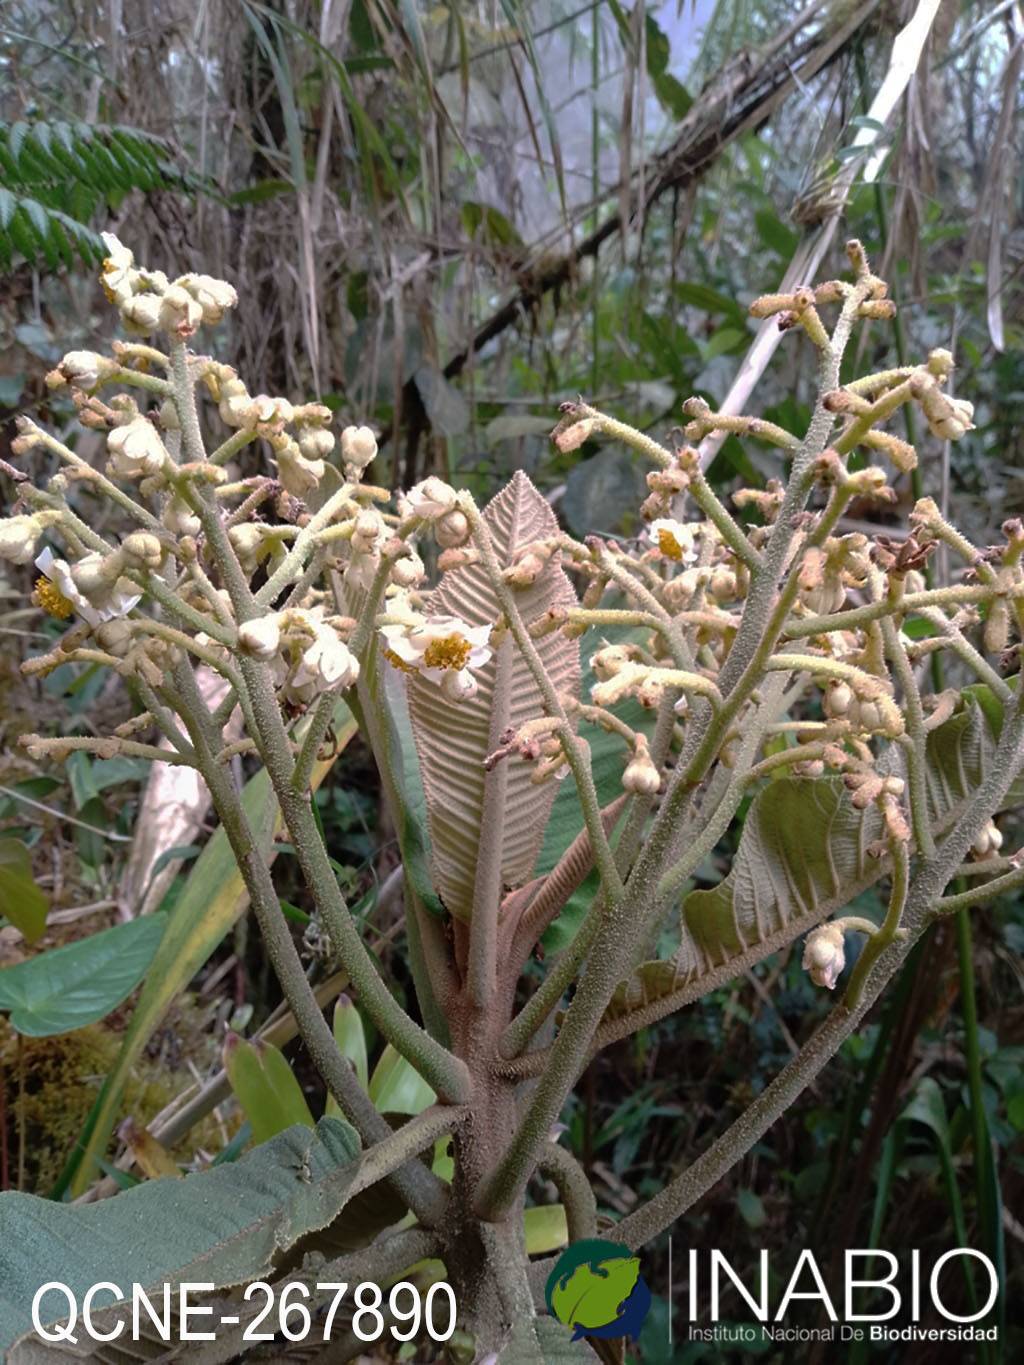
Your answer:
1,1119 -> 361,1359
407,471 -> 580,920
604,699 -> 1024,1024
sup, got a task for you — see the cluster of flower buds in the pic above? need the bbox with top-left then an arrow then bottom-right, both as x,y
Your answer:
98,234 -> 238,338
796,535 -> 870,616
821,679 -> 903,738
238,608 -> 359,703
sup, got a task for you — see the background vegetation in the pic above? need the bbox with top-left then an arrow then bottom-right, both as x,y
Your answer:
1,1 -> 1022,1360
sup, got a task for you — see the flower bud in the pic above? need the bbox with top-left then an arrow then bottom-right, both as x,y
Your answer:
163,493 -> 201,538
120,292 -> 164,334
434,508 -> 471,549
390,549 -> 425,587
95,619 -> 133,657
553,418 -> 597,453
157,284 -> 203,335
622,737 -> 661,794
0,514 -> 44,565
238,614 -> 282,661
709,566 -> 737,602
971,820 -> 1003,860
276,440 -> 323,497
107,418 -> 168,480
121,532 -> 163,569
71,550 -> 125,597
251,395 -> 294,426
802,922 -> 846,990
351,509 -> 385,556
340,425 -> 377,470
229,524 -> 270,575
175,273 -> 238,325
823,681 -> 853,719
54,351 -> 115,391
217,376 -> 254,428
406,477 -> 458,521
298,426 -> 336,462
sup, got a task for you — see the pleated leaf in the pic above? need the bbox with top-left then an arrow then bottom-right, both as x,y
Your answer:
602,697 -> 1024,1026
406,471 -> 580,920
1,1118 -> 361,1359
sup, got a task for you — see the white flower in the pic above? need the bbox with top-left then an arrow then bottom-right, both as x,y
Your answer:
802,923 -> 846,990
298,625 -> 359,690
380,613 -> 491,700
406,477 -> 458,521
648,518 -> 697,564
340,425 -> 377,470
176,273 -> 238,325
107,418 -> 168,479
35,548 -> 141,627
0,514 -> 44,565
100,234 -> 135,305
239,614 -> 282,661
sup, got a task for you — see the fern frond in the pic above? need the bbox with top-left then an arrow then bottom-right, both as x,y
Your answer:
0,121 -> 186,273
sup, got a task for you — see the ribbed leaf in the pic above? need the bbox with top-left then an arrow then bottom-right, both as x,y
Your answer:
603,699 -> 1024,1025
406,471 -> 580,920
0,1119 -> 361,1359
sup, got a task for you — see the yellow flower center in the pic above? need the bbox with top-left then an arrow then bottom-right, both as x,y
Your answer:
422,633 -> 472,671
657,528 -> 685,561
383,646 -> 416,675
35,576 -> 74,620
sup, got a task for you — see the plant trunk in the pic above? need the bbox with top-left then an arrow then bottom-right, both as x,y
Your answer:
443,995 -> 533,1356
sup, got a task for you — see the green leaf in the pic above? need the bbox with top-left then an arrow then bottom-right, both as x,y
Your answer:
368,1043 -> 436,1116
0,837 -> 48,943
0,1118 -> 361,1358
0,914 -> 166,1036
755,208 -> 799,258
486,414 -> 554,442
604,699 -> 1024,1025
524,1203 -> 568,1254
61,705 -> 356,1197
224,1035 -> 316,1144
332,993 -> 369,1090
685,698 -> 1023,969
550,1256 -> 640,1331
